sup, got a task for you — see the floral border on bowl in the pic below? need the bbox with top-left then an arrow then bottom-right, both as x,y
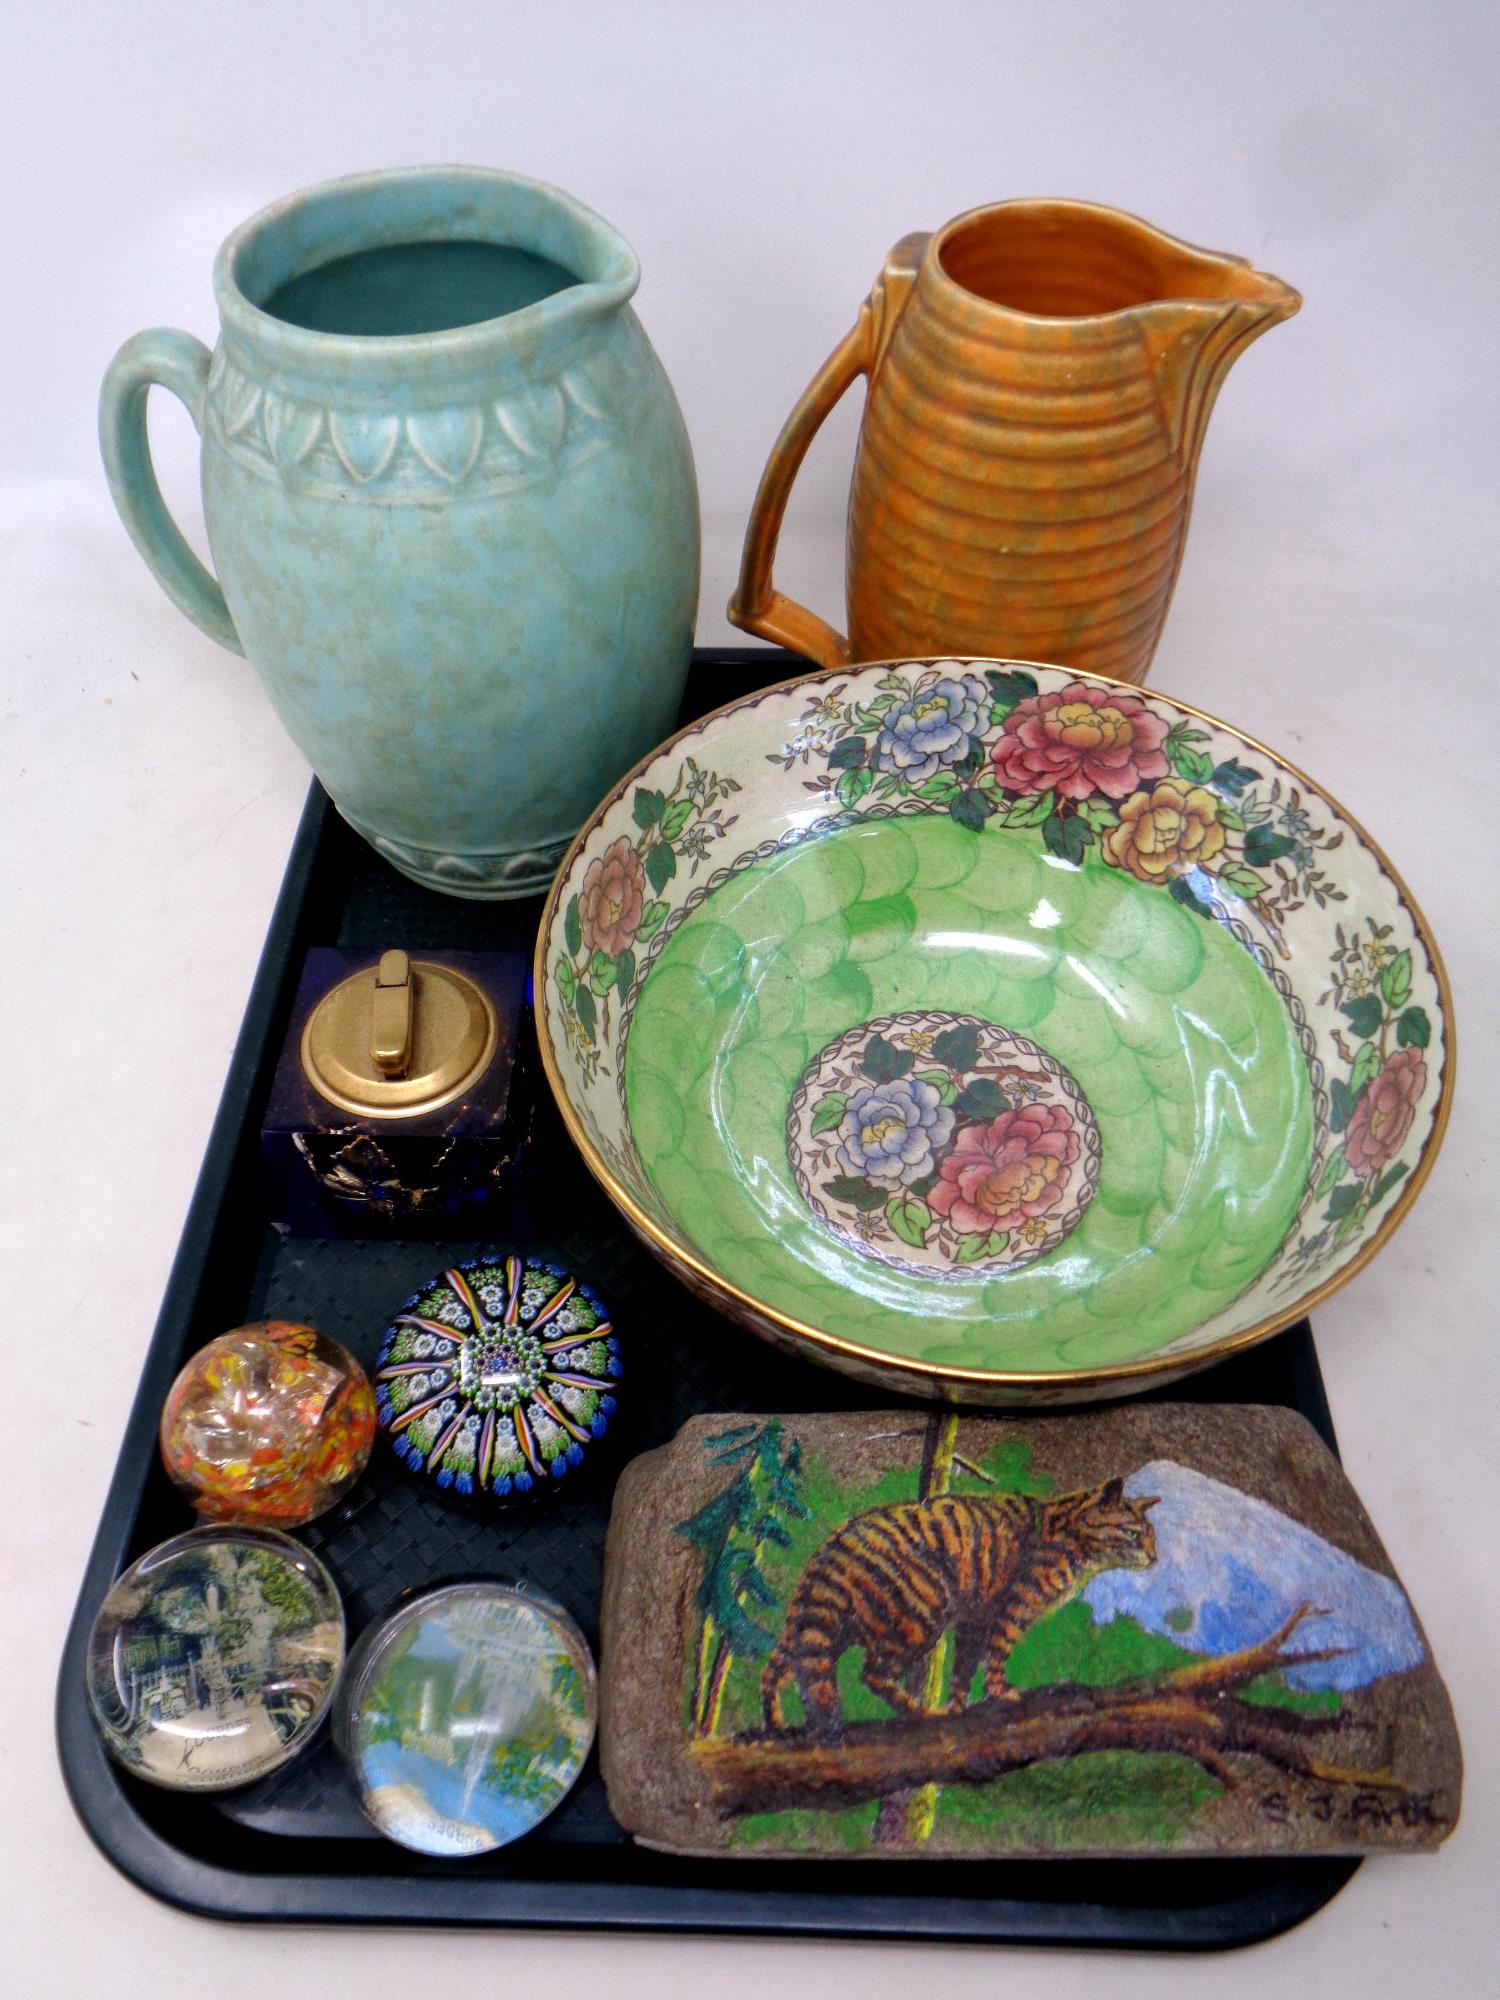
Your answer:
543,661 -> 1447,1322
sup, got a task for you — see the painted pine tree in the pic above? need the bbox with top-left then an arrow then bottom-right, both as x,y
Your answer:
676,1420 -> 809,1735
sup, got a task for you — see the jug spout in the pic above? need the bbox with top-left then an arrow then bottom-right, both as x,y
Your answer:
929,198 -> 1299,459
1137,256 -> 1301,459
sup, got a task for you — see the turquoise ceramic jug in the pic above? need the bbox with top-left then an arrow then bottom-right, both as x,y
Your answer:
100,168 -> 700,897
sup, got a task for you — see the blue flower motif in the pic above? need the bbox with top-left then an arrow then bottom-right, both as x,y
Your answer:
838,1077 -> 955,1187
874,672 -> 988,784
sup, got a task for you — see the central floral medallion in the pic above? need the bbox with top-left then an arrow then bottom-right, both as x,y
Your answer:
786,1012 -> 1100,1277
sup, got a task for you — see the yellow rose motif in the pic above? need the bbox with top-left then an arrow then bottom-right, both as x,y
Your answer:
1102,778 -> 1226,883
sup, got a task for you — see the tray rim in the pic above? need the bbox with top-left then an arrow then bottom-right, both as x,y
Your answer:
56,650 -> 1361,1946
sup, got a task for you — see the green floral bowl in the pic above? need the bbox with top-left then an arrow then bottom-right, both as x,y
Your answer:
535,661 -> 1452,1404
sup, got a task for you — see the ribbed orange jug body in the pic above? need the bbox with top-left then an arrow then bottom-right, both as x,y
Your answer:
731,201 -> 1298,685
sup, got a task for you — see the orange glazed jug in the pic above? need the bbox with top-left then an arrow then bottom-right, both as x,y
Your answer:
729,201 -> 1299,684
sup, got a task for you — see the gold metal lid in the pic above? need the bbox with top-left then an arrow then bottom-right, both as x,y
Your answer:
300,950 -> 498,1119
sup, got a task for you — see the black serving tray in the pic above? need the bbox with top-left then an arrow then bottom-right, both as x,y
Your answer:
58,648 -> 1359,1945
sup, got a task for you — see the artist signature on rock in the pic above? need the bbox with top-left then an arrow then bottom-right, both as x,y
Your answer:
1258,1788 -> 1447,1831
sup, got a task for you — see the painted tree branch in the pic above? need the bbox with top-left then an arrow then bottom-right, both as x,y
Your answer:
1152,1601 -> 1343,1696
690,1605 -> 1401,1817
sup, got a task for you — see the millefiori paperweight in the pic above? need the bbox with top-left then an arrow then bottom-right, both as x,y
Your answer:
373,1256 -> 620,1503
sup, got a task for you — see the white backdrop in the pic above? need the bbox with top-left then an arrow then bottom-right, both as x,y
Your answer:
4,3 -> 1498,1995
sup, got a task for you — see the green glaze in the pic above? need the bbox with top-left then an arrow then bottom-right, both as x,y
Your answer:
260,241 -> 577,337
99,168 -> 700,899
626,818 -> 1312,1373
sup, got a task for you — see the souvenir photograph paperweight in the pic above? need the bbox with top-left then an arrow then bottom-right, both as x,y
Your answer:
335,1581 -> 598,1856
84,1526 -> 345,1792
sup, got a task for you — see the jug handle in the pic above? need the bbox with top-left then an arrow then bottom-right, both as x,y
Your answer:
99,330 -> 244,655
726,312 -> 872,669
728,235 -> 929,667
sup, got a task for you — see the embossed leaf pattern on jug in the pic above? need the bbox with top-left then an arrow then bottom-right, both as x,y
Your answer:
208,356 -> 618,500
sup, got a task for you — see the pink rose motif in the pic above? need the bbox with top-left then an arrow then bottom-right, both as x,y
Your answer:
1344,1047 -> 1426,1178
929,1103 -> 1080,1237
578,836 -> 647,956
991,681 -> 1171,802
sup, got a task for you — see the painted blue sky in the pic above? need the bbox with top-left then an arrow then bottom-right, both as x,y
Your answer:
1081,1460 -> 1425,1691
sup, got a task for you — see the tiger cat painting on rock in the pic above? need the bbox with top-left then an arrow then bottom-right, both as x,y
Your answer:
761,1480 -> 1159,1735
625,1415 -> 1460,1860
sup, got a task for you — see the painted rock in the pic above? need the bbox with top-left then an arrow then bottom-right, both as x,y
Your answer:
600,1407 -> 1461,1858
373,1256 -> 620,1503
159,1321 -> 376,1527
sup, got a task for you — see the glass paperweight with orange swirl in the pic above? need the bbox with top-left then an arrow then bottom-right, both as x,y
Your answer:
159,1320 -> 376,1526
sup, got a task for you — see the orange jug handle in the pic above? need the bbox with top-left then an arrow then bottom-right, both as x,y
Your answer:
726,311 -> 875,670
